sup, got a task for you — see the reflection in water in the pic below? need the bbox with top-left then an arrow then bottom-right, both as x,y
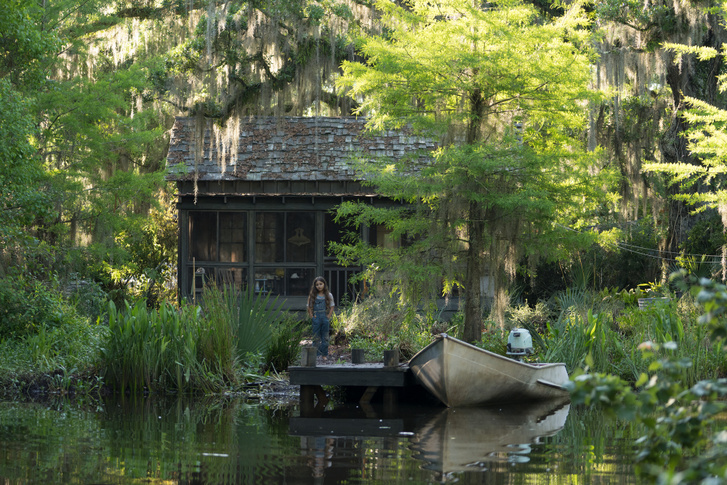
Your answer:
291,398 -> 573,482
302,436 -> 334,483
409,399 -> 570,473
0,396 -> 636,484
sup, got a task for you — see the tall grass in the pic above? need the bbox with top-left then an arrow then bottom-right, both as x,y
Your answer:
101,284 -> 288,394
539,309 -> 615,372
264,315 -> 305,372
516,289 -> 726,385
336,294 -> 438,360
0,314 -> 106,377
201,284 -> 284,358
103,301 -> 203,394
197,286 -> 238,382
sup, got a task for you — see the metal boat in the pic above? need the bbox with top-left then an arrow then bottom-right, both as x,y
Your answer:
408,333 -> 570,407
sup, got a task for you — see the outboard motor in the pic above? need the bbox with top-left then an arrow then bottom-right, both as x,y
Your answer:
506,328 -> 533,360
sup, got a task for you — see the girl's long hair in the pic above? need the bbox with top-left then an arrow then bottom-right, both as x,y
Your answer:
308,276 -> 333,309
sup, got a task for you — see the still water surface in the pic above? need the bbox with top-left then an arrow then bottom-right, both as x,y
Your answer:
0,395 -> 638,484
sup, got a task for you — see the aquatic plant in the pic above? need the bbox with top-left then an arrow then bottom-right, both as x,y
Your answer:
102,300 -> 202,393
569,275 -> 727,482
264,314 -> 305,373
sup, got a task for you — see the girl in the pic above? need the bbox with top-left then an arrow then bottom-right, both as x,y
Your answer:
307,276 -> 335,358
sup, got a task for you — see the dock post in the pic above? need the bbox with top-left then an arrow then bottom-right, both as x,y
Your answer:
300,385 -> 316,415
351,348 -> 365,364
383,349 -> 399,367
382,387 -> 398,415
301,346 -> 317,367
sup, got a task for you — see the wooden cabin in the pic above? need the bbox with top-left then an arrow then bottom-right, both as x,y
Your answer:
166,116 -> 436,311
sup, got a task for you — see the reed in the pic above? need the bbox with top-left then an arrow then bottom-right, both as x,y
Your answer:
524,288 -> 726,384
103,300 -> 202,393
264,315 -> 305,372
231,288 -> 282,357
539,309 -> 615,373
198,286 -> 237,383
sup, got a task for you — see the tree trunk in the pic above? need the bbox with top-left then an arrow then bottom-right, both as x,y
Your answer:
461,87 -> 486,343
462,201 -> 484,343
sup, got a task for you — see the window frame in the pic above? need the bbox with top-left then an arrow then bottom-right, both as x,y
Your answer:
185,209 -> 319,298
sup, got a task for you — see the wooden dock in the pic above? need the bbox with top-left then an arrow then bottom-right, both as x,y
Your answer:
289,349 -> 427,414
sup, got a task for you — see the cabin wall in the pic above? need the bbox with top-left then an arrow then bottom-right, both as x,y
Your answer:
177,192 -> 373,310
176,184 -> 463,319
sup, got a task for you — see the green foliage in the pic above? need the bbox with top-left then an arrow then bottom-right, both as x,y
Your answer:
64,275 -> 109,323
103,198 -> 178,307
231,288 -> 283,358
0,310 -> 105,377
336,0 -> 614,339
0,79 -> 52,250
571,347 -> 727,482
96,282 -> 287,394
693,275 -> 727,342
476,325 -> 508,355
336,294 -> 438,360
197,287 -> 237,384
0,274 -> 78,340
198,283 -> 284,358
505,302 -> 553,334
651,9 -> 727,220
489,283 -> 725,385
102,300 -> 205,393
264,315 -> 305,373
335,293 -> 407,339
569,276 -> 727,482
595,0 -> 675,50
540,308 -> 615,372
679,210 -> 727,260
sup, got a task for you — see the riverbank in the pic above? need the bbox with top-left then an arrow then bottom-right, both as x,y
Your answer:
0,343 -> 357,405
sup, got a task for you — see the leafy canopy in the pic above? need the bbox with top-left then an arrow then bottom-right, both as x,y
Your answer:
336,0 -> 611,336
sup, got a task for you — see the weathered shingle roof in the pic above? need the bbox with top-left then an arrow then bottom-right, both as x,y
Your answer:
166,116 -> 435,182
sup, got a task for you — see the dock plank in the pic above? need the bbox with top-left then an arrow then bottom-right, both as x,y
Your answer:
289,363 -> 414,388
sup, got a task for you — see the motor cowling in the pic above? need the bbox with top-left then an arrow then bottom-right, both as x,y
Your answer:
506,328 -> 533,358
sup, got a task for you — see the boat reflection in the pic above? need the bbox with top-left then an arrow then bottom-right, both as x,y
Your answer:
410,398 -> 570,473
290,398 -> 570,481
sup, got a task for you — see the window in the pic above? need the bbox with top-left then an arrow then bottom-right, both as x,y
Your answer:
186,210 -> 317,298
219,213 -> 246,262
286,212 -> 315,262
372,224 -> 401,249
189,211 -> 217,261
255,213 -> 284,262
255,212 -> 315,263
189,211 -> 247,262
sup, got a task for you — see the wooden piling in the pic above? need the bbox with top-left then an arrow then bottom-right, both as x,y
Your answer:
351,348 -> 365,364
383,349 -> 399,367
301,347 -> 317,367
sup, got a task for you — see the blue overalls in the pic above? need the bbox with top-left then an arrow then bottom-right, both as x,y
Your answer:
312,295 -> 330,357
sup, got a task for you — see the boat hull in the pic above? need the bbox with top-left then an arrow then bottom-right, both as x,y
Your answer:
408,334 -> 570,407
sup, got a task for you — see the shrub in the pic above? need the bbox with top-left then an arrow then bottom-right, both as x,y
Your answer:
336,294 -> 407,339
64,275 -> 109,323
264,315 -> 305,372
569,275 -> 727,482
505,301 -> 553,334
477,324 -> 508,354
0,275 -> 73,340
209,285 -> 284,358
336,294 -> 440,360
0,313 -> 106,376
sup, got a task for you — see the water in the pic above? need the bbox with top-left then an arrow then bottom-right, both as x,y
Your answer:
0,395 -> 638,484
